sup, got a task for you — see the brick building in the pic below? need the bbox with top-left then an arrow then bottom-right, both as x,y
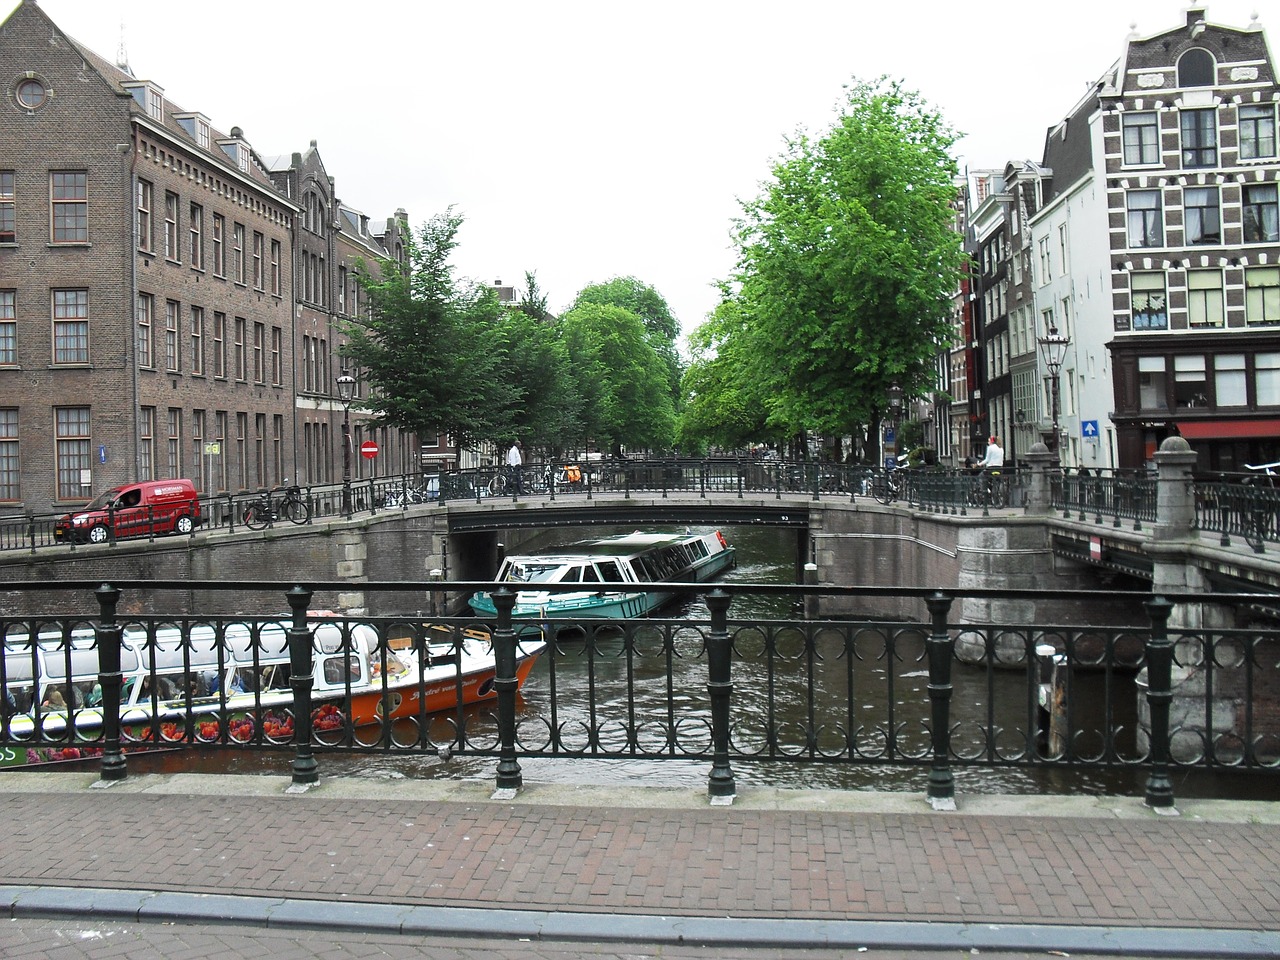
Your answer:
951,5 -> 1278,473
0,0 -> 417,513
1101,7 -> 1280,470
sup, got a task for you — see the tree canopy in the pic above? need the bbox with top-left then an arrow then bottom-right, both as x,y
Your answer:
342,210 -> 518,455
697,76 -> 964,451
572,277 -> 684,406
677,290 -> 774,453
559,302 -> 677,455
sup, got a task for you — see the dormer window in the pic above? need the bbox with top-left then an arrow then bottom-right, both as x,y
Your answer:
218,140 -> 249,172
123,81 -> 164,121
1177,48 -> 1215,88
174,113 -> 211,150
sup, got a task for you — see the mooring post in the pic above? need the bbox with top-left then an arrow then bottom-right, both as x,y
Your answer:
286,585 -> 318,785
1143,595 -> 1176,809
491,586 -> 523,795
705,587 -> 736,803
925,591 -> 956,809
94,583 -> 127,782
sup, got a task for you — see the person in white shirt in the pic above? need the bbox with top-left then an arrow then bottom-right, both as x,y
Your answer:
979,436 -> 1004,471
506,440 -> 524,493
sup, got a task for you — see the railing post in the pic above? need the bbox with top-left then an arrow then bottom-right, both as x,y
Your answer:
1143,595 -> 1176,810
1153,437 -> 1197,543
286,585 -> 318,785
94,583 -> 127,782
490,586 -> 523,796
924,591 -> 955,809
705,587 -> 736,803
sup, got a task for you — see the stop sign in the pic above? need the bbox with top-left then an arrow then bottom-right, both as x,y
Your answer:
360,440 -> 379,460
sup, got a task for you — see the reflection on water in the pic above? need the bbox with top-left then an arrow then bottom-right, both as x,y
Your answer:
115,525 -> 1274,800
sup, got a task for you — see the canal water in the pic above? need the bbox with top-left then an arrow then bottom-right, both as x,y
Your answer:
130,525 -> 1268,800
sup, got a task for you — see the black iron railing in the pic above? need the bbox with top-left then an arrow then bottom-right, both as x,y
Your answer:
2,580 -> 1276,807
6,459 -> 1280,555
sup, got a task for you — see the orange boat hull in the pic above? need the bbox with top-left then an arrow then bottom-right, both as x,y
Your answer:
346,647 -> 542,726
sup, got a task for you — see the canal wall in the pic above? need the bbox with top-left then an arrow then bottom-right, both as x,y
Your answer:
0,500 -> 1201,630
808,503 -> 1139,634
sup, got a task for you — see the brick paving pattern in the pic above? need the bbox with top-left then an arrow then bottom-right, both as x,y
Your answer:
0,785 -> 1276,929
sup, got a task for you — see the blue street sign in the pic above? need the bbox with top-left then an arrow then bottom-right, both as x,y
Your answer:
1082,420 -> 1099,442
884,428 -> 895,444
98,444 -> 107,463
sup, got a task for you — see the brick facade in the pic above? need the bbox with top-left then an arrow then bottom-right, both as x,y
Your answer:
0,0 -> 417,514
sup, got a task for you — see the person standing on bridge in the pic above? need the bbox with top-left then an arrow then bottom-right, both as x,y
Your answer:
507,440 -> 525,494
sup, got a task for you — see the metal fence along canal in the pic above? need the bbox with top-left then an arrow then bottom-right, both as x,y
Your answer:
2,580 -> 1276,807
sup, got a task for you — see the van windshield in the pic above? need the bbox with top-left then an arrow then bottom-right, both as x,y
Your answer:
83,489 -> 123,510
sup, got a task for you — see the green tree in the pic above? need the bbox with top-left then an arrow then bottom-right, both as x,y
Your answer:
516,270 -> 554,323
734,76 -> 965,439
495,305 -> 581,453
559,302 -> 676,454
677,290 -> 774,453
343,210 -> 518,457
572,277 -> 683,405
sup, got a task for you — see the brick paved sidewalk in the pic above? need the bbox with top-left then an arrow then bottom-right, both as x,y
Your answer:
0,772 -> 1277,956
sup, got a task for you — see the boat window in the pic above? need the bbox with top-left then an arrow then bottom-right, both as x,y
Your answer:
690,540 -> 708,559
145,642 -> 222,672
503,562 -> 564,583
322,654 -> 362,685
597,561 -> 626,583
561,566 -> 581,583
222,622 -> 288,662
41,646 -> 108,681
256,664 -> 291,691
3,653 -> 35,684
582,565 -> 601,583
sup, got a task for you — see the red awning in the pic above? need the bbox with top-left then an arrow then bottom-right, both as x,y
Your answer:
1178,419 -> 1280,440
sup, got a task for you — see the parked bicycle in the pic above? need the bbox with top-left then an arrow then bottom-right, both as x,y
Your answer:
873,455 -> 910,505
968,468 -> 1008,509
487,466 -> 519,498
1241,461 -> 1280,551
242,482 -> 311,529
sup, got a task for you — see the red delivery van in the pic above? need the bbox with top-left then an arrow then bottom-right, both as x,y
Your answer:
53,479 -> 202,544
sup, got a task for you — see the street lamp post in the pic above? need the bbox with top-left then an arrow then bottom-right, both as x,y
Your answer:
1037,326 -> 1070,460
337,371 -> 356,516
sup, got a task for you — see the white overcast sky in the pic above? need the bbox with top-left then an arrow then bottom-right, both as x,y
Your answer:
31,0 -> 1273,338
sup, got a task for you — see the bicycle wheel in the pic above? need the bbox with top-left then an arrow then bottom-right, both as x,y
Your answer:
989,479 -> 1008,508
487,473 -> 507,497
873,475 -> 895,505
242,502 -> 269,530
282,495 -> 311,525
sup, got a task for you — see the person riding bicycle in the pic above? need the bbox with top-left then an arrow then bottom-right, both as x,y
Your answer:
979,436 -> 1004,473
977,436 -> 1004,502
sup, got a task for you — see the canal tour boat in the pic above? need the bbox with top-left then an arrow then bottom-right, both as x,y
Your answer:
0,617 -> 545,764
468,529 -> 737,628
